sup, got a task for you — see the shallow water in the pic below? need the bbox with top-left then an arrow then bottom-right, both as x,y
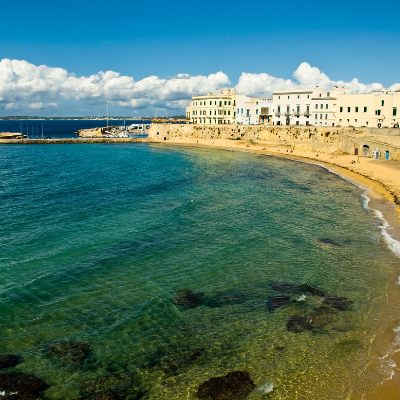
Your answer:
0,143 -> 398,399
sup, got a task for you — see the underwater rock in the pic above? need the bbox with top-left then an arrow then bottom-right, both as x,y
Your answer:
0,372 -> 49,398
0,355 -> 22,370
206,292 -> 248,307
307,306 -> 333,329
78,391 -> 117,400
172,289 -> 204,309
196,371 -> 255,400
80,371 -> 145,399
44,341 -> 90,366
299,284 -> 325,297
287,315 -> 311,332
270,283 -> 300,294
318,238 -> 340,246
287,306 -> 334,333
323,297 -> 351,311
267,295 -> 291,311
159,348 -> 204,373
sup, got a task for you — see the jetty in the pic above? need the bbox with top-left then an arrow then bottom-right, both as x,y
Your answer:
0,137 -> 143,145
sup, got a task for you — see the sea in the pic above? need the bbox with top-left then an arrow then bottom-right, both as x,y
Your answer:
0,119 -> 151,139
1,131 -> 400,399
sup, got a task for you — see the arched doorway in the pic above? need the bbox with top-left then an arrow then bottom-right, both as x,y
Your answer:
362,145 -> 370,157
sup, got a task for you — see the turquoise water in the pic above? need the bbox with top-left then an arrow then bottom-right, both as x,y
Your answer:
0,143 -> 398,399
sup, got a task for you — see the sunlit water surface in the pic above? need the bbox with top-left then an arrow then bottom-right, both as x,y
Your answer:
0,143 -> 398,399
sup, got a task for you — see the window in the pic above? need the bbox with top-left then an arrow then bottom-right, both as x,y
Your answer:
347,107 -> 351,112
219,101 -> 222,107
256,102 -> 258,105
237,108 -> 239,114
215,101 -> 217,105
224,101 -> 227,105
210,101 -> 212,105
256,110 -> 258,115
241,108 -> 243,114
375,110 -> 381,116
224,111 -> 226,115
316,104 -> 318,109
355,107 -> 358,112
320,114 -> 323,119
228,101 -> 231,105
307,95 -> 310,98
364,107 -> 367,112
296,106 -> 300,114
306,105 -> 310,112
277,106 -> 281,113
327,92 -> 330,96
246,109 -> 250,116
278,96 -> 281,99
298,95 -> 300,98
210,111 -> 212,115
288,96 -> 290,99
355,119 -> 357,122
325,114 -> 328,119
321,104 -> 323,109
228,111 -> 230,115
286,105 -> 290,113
315,114 -> 318,119
326,104 -> 328,109
319,94 -> 322,97
382,100 -> 384,106
200,101 -> 202,105
393,108 -> 397,116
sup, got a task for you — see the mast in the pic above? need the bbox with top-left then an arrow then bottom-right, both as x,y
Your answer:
42,122 -> 43,138
107,102 -> 109,130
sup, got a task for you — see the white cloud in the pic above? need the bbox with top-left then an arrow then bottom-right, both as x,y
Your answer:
0,59 -> 399,114
0,59 -> 229,112
235,62 -> 399,97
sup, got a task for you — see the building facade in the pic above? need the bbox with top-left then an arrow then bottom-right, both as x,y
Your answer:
186,88 -> 237,124
272,87 -> 350,127
335,90 -> 400,128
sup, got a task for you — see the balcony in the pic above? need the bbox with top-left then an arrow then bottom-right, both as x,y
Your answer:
275,112 -> 281,116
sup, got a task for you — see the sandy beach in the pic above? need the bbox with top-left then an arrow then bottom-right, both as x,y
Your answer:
149,135 -> 400,399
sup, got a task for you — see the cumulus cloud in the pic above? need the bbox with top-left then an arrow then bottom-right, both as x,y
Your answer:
236,62 -> 399,97
0,59 -> 229,112
1,59 -> 399,114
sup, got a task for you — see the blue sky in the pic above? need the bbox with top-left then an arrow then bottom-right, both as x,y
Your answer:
1,0 -> 399,116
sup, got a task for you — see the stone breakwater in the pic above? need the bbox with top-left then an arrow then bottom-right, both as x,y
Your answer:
0,138 -> 144,145
148,124 -> 400,160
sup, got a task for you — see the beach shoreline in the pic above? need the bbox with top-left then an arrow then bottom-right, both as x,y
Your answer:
148,136 -> 400,399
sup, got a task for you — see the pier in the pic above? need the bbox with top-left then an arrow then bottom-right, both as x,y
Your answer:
0,137 -> 144,145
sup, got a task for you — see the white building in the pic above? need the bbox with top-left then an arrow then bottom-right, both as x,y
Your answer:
236,96 -> 273,125
272,87 -> 350,126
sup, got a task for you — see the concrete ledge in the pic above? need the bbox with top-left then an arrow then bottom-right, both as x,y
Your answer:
0,138 -> 142,145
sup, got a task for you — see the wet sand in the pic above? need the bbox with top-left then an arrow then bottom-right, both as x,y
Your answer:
149,136 -> 400,399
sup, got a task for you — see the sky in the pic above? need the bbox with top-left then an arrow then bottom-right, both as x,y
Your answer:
1,0 -> 399,117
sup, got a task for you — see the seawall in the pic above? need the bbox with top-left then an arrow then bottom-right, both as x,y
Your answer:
0,137 -> 143,145
148,124 -> 400,160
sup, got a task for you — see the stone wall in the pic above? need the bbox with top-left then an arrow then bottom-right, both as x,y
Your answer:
148,123 -> 400,160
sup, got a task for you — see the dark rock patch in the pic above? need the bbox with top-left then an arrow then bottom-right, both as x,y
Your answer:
44,342 -> 90,366
267,295 -> 291,311
299,284 -> 325,297
0,373 -> 49,398
287,306 -> 333,333
271,282 -> 300,294
196,371 -> 255,400
318,238 -> 340,246
78,391 -> 117,400
0,355 -> 22,370
143,347 -> 204,374
159,348 -> 204,373
323,297 -> 351,311
172,289 -> 204,309
80,371 -> 145,400
206,292 -> 248,308
307,306 -> 333,330
287,315 -> 310,333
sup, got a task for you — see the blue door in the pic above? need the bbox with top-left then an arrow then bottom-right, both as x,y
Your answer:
386,151 -> 390,160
